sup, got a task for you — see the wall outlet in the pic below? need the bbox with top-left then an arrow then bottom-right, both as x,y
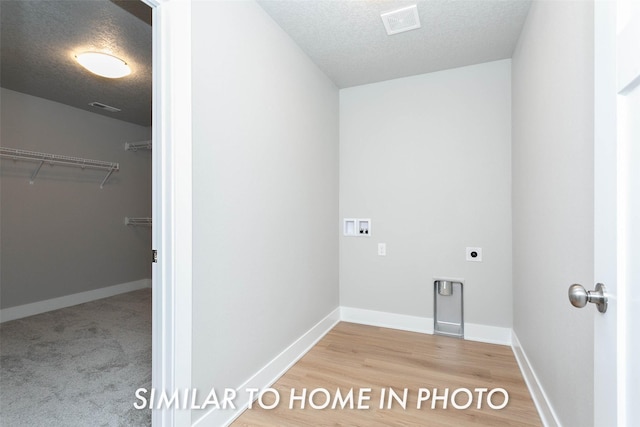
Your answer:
378,243 -> 386,256
466,247 -> 482,262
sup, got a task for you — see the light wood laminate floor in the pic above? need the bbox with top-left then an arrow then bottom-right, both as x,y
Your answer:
233,322 -> 541,426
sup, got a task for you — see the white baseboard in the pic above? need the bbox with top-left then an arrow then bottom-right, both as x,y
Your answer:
340,306 -> 511,346
340,306 -> 434,334
464,322 -> 512,346
511,331 -> 560,427
0,278 -> 152,323
192,307 -> 341,427
185,307 -> 534,427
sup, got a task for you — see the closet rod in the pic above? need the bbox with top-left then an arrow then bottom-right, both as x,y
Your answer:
124,140 -> 152,151
0,147 -> 119,188
125,217 -> 152,226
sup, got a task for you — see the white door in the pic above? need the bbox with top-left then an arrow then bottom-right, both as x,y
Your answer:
615,1 -> 640,424
592,1 -> 640,425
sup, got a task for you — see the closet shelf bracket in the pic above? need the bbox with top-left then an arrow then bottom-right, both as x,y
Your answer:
30,160 -> 45,184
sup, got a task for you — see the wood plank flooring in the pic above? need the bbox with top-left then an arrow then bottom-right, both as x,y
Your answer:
233,322 -> 541,426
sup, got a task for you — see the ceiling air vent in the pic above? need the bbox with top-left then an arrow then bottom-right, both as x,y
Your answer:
88,102 -> 121,113
381,5 -> 421,36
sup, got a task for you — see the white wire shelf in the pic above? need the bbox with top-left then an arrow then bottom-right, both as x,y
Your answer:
125,217 -> 152,226
124,140 -> 152,151
0,146 -> 119,188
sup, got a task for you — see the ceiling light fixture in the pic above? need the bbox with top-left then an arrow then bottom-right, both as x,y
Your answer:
75,52 -> 131,78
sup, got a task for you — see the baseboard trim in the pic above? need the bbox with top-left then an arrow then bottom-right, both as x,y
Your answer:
0,278 -> 152,323
511,331 -> 560,427
183,307 -> 531,426
464,322 -> 512,346
192,307 -> 341,427
340,306 -> 511,346
340,306 -> 434,334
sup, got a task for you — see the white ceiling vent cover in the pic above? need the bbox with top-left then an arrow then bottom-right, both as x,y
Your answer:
381,5 -> 421,36
88,102 -> 121,113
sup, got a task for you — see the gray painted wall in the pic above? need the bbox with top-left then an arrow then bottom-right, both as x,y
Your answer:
0,88 -> 152,309
512,1 -> 594,426
339,60 -> 513,329
190,0 -> 339,421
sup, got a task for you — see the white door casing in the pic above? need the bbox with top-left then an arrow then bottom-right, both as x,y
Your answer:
145,0 -> 193,426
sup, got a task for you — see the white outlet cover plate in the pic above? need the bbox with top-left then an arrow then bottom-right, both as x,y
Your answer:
378,243 -> 386,256
466,247 -> 482,262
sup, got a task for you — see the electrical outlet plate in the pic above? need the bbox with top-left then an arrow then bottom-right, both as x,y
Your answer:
378,243 -> 386,256
466,247 -> 482,262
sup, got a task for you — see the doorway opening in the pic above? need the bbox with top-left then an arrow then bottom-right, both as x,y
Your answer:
0,1 -> 156,425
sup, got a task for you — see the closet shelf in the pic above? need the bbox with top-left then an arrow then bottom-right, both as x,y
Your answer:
0,146 -> 119,188
124,140 -> 152,151
125,217 -> 152,227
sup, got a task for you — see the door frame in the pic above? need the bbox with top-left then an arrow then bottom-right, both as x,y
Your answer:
142,1 -> 193,426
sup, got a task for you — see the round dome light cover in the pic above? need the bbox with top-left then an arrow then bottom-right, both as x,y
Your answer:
76,52 -> 131,78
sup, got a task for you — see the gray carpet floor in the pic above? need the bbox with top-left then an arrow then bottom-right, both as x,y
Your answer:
0,289 -> 151,426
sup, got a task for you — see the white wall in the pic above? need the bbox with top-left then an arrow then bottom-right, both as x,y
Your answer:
512,1 -> 594,426
190,0 -> 339,423
0,88 -> 152,309
339,60 -> 512,331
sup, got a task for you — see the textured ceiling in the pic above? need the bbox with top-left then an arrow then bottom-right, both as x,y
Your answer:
1,1 -> 530,128
257,0 -> 532,88
1,0 -> 152,127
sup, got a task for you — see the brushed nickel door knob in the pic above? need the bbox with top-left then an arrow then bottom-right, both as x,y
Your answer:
568,283 -> 608,313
